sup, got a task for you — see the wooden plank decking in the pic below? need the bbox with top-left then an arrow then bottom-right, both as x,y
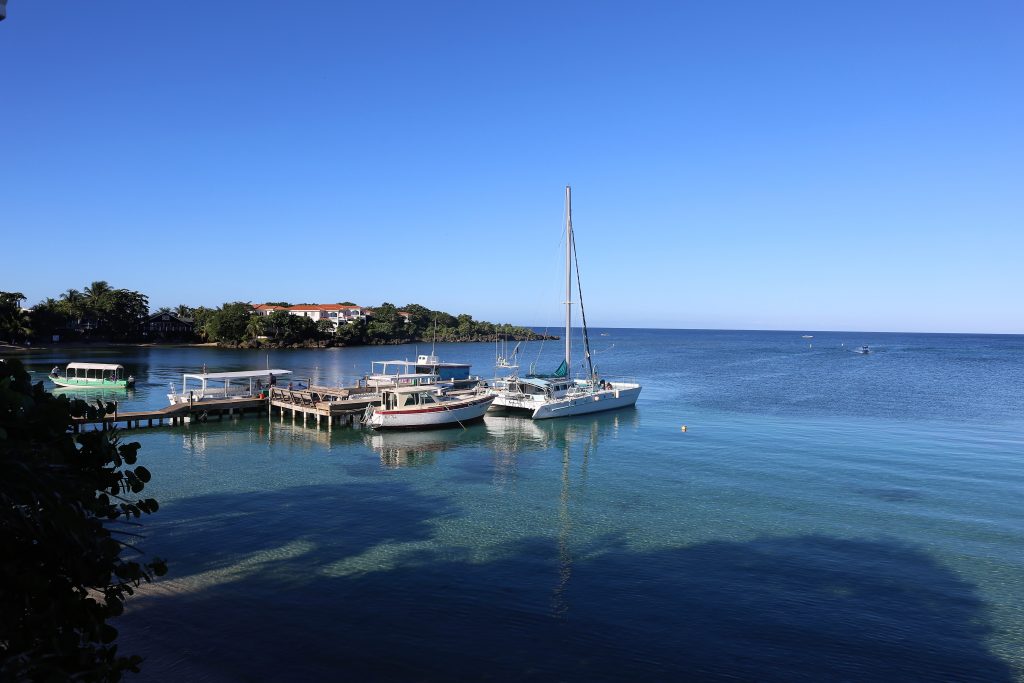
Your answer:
268,386 -> 381,428
71,398 -> 269,432
71,386 -> 389,433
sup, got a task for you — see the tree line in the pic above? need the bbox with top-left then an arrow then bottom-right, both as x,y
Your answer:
1,283 -> 550,347
190,301 -> 549,347
2,282 -> 148,344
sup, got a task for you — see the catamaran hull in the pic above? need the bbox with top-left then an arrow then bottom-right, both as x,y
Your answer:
532,386 -> 641,419
367,395 -> 495,430
487,385 -> 642,419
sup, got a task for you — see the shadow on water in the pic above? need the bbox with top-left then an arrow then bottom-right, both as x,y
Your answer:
120,484 -> 1015,682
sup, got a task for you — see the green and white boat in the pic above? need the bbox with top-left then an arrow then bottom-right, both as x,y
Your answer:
50,362 -> 135,389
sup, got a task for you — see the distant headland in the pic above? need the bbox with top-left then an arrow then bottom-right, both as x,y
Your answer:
0,283 -> 555,350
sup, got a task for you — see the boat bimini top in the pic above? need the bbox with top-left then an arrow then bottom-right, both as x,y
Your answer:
66,363 -> 127,373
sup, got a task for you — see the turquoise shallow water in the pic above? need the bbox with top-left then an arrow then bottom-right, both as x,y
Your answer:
11,330 -> 1024,680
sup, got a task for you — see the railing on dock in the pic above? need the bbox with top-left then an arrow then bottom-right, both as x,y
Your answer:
268,386 -> 380,429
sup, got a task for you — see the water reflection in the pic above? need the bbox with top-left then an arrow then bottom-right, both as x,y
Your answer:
365,427 -> 471,469
51,385 -> 135,403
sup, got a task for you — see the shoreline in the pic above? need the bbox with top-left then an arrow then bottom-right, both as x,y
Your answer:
1,336 -> 556,353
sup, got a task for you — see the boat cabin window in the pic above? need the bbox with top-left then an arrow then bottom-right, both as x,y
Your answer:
399,391 -> 437,407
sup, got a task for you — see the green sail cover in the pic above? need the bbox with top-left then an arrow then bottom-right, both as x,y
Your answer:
530,359 -> 568,379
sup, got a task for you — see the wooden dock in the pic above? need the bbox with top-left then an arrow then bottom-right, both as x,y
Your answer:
268,386 -> 380,428
71,384 -> 392,433
71,397 -> 269,432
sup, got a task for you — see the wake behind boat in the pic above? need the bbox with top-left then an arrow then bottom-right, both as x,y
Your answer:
50,362 -> 135,390
486,186 -> 642,419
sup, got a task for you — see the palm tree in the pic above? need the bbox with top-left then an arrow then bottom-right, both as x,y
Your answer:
245,315 -> 265,343
84,281 -> 112,302
82,281 -> 113,332
174,304 -> 193,320
316,318 -> 336,347
59,289 -> 85,324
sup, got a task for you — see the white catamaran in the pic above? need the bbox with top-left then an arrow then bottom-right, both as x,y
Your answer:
487,186 -> 642,419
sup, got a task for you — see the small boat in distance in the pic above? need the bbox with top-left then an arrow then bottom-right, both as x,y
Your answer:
50,363 -> 135,389
363,386 -> 495,430
168,368 -> 291,405
855,345 -> 871,355
801,335 -> 814,339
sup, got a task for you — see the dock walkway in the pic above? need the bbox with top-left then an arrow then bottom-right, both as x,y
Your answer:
71,398 -> 268,432
71,384 -> 393,433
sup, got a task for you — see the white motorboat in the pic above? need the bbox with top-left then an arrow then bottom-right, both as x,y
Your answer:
855,345 -> 871,355
363,386 -> 495,430
168,368 -> 291,405
486,186 -> 642,419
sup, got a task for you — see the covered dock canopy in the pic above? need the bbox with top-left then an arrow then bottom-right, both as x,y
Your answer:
181,369 -> 292,381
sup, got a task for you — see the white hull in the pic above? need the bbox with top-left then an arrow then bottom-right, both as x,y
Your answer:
167,390 -> 259,405
532,385 -> 640,419
367,394 -> 494,430
489,383 -> 641,419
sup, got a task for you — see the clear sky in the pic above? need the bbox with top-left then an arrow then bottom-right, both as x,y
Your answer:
2,1 -> 1021,333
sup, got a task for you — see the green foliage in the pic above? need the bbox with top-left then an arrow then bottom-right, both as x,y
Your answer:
0,292 -> 29,344
397,303 -> 542,344
8,281 -> 544,347
335,317 -> 368,345
0,358 -> 166,681
30,282 -> 151,342
263,310 -> 292,340
284,315 -> 317,344
202,302 -> 253,342
101,289 -> 150,340
365,302 -> 401,341
245,315 -> 266,342
27,298 -> 66,341
315,318 -> 336,345
190,306 -> 215,341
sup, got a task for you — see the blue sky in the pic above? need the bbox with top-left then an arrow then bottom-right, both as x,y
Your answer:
2,1 -> 1021,333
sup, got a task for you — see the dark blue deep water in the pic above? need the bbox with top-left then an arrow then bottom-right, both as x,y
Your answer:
11,329 -> 1024,680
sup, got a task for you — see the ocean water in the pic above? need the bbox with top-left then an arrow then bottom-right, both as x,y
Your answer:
11,330 -> 1024,681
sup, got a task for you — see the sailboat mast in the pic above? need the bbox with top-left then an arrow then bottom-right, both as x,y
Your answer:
565,185 -> 572,369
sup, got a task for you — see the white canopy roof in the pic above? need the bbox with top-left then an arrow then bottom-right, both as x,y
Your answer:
66,363 -> 125,371
386,384 -> 442,394
182,369 -> 292,381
